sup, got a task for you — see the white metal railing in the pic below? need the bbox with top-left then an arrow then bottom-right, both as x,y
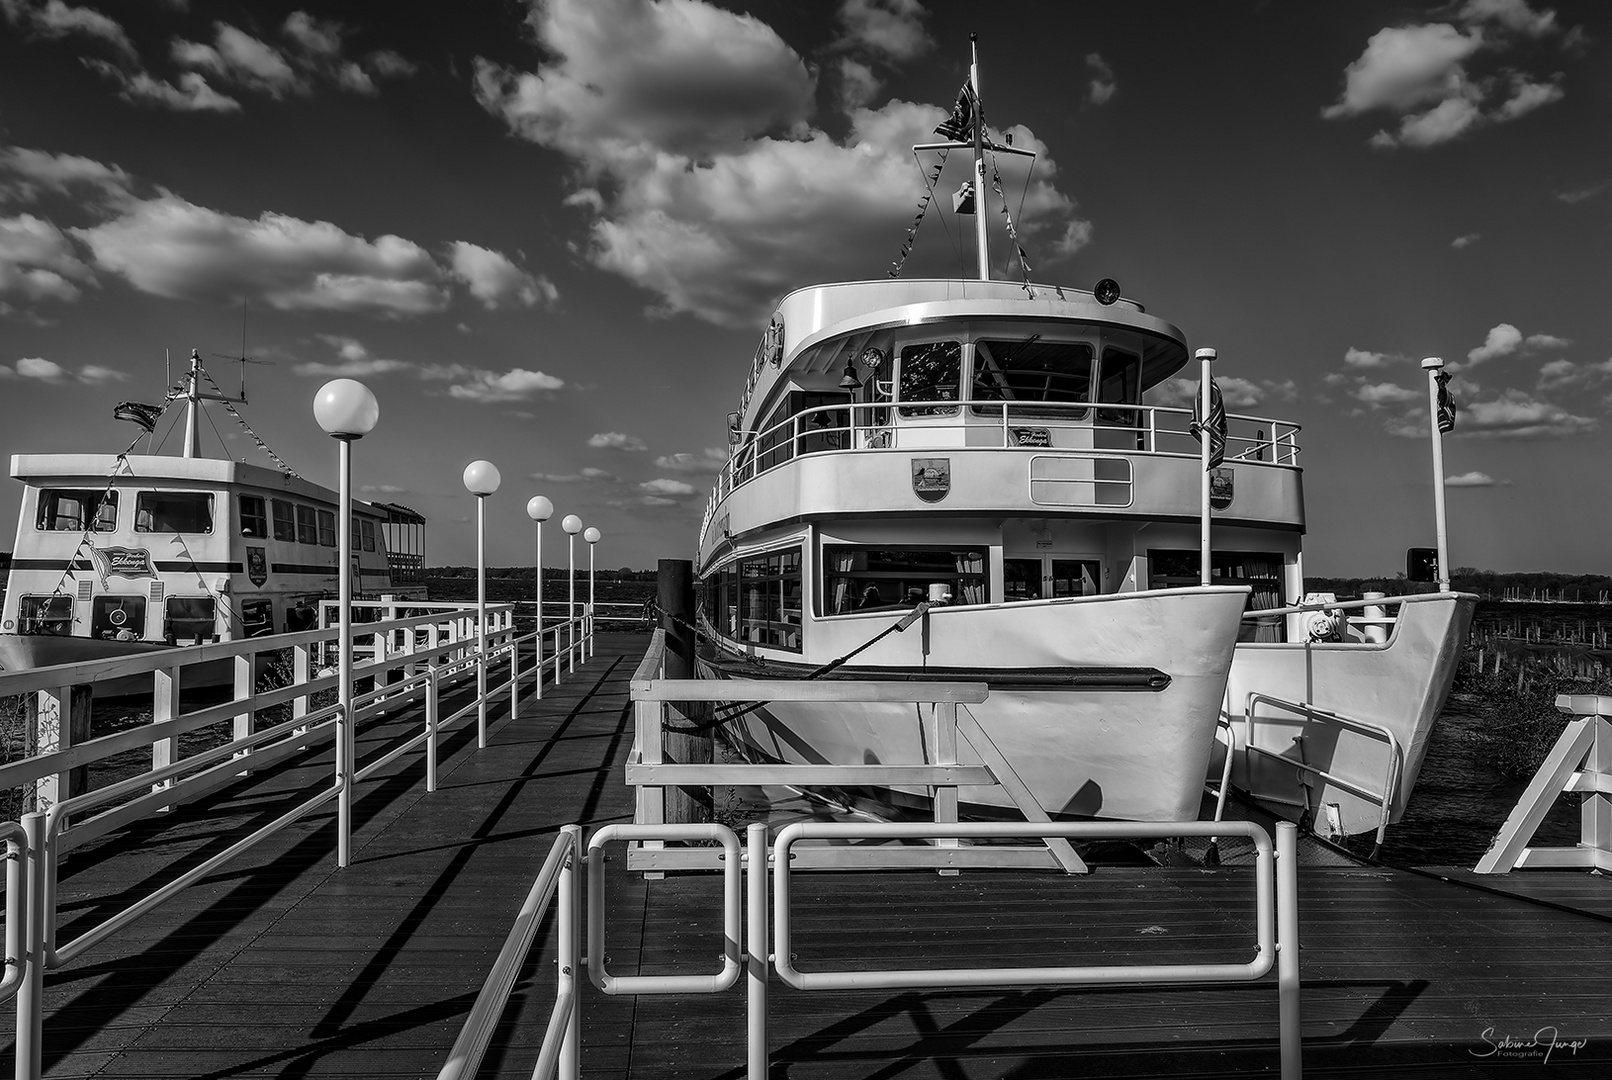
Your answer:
626,631 -> 1085,872
1243,692 -> 1403,850
0,600 -> 603,1079
445,818 -> 1302,1080
703,398 -> 1302,526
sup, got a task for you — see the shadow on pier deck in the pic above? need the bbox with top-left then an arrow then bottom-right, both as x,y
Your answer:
8,632 -> 1612,1078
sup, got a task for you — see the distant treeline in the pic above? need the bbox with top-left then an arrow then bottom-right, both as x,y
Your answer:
425,565 -> 659,582
1309,568 -> 1612,600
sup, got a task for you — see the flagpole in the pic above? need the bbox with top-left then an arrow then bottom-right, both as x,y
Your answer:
970,32 -> 989,281
1198,347 -> 1216,586
1422,356 -> 1450,592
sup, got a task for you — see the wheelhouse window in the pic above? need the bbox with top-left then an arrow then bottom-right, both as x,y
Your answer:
711,549 -> 802,652
240,494 -> 268,538
317,509 -> 336,547
272,499 -> 296,542
36,489 -> 117,532
164,596 -> 217,643
360,518 -> 376,552
135,491 -> 214,534
1148,549 -> 1286,643
971,338 -> 1093,417
18,595 -> 73,635
823,546 -> 986,614
241,598 -> 274,637
296,504 -> 318,545
1096,347 -> 1141,427
897,341 -> 962,417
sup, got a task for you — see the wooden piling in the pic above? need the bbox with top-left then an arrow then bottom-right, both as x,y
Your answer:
657,558 -> 711,824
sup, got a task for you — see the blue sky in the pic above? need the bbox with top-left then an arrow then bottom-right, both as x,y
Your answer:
1,0 -> 1609,574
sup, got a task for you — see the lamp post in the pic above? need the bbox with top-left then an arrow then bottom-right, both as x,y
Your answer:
562,514 -> 582,672
464,460 -> 501,748
583,526 -> 600,659
313,378 -> 379,870
526,496 -> 553,696
1422,357 -> 1451,592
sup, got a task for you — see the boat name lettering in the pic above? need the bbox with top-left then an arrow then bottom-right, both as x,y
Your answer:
911,458 -> 951,503
88,546 -> 154,584
1011,427 -> 1050,447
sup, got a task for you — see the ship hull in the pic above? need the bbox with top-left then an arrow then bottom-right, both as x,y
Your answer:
0,633 -> 244,697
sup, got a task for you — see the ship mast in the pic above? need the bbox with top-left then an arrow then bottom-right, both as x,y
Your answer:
970,33 -> 988,282
181,348 -> 247,459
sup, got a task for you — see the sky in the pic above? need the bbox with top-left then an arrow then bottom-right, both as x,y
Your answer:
1,0 -> 1609,576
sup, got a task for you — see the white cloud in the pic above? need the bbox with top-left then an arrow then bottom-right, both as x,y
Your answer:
1445,470 -> 1496,486
1557,182 -> 1607,204
654,448 -> 727,474
589,431 -> 648,451
1323,3 -> 1572,149
834,0 -> 931,63
0,0 -> 136,60
641,496 -> 678,507
475,0 -> 1090,327
1146,375 -> 1294,409
83,61 -> 241,113
1356,382 -> 1423,405
1465,322 -> 1523,365
1451,232 -> 1480,249
0,356 -> 124,383
360,483 -> 407,494
294,336 -> 412,377
0,145 -> 132,204
640,477 -> 696,496
836,57 -> 881,111
448,242 -> 558,309
582,467 -> 618,481
72,194 -> 448,314
443,367 -> 566,403
1459,389 -> 1596,438
0,212 -> 94,305
78,364 -> 127,384
1343,347 -> 1391,368
1086,53 -> 1116,105
174,24 -> 304,98
13,356 -> 66,380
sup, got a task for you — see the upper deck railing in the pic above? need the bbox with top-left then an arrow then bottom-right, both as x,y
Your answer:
703,398 -> 1301,527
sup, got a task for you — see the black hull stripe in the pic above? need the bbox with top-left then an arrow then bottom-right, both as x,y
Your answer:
702,650 -> 1171,691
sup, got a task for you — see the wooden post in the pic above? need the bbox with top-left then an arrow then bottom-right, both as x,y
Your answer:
29,683 -> 92,812
658,558 -> 711,824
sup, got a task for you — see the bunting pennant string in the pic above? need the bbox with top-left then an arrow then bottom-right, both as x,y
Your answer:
199,365 -> 303,479
989,154 -> 1036,295
890,148 -> 949,279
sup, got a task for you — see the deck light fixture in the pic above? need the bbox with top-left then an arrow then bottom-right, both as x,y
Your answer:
563,514 -> 583,671
584,526 -> 601,659
463,461 -> 501,747
1093,278 -> 1121,305
526,496 -> 553,695
313,378 -> 378,870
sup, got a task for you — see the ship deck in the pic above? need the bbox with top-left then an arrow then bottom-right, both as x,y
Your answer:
8,633 -> 1611,1078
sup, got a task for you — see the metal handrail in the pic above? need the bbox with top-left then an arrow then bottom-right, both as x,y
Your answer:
0,820 -> 30,1007
438,826 -> 582,1080
1244,691 -> 1404,847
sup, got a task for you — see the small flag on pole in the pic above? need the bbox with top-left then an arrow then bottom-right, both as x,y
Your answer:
1190,379 -> 1227,469
934,81 -> 977,141
1435,371 -> 1456,433
113,401 -> 163,432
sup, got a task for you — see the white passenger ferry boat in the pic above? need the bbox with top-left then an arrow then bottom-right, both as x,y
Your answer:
0,352 -> 426,694
695,42 -> 1473,838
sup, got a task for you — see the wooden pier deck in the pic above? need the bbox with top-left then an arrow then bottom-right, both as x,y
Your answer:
8,633 -> 1612,1078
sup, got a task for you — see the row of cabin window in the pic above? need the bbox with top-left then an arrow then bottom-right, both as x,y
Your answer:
34,488 -> 377,550
17,594 -> 217,643
241,495 -> 375,550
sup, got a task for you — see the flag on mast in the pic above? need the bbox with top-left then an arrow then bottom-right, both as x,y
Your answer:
1435,371 -> 1457,433
113,401 -> 164,433
934,80 -> 977,142
1190,379 -> 1227,469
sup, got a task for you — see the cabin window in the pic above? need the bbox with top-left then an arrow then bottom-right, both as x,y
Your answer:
135,491 -> 214,534
712,549 -> 802,652
18,595 -> 73,635
1097,347 -> 1141,427
1148,549 -> 1286,643
295,504 -> 318,545
36,489 -> 117,532
823,546 -> 987,614
897,341 -> 962,417
361,518 -> 376,552
316,509 -> 336,547
164,596 -> 217,644
91,595 -> 146,640
971,338 -> 1093,417
240,495 -> 268,538
272,500 -> 297,542
241,599 -> 274,638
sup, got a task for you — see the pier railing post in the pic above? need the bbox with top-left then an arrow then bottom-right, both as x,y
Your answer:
151,666 -> 180,803
746,821 -> 769,1080
559,824 -> 582,1080
1276,821 -> 1301,1080
934,702 -> 960,874
233,651 -> 254,776
19,811 -> 46,1080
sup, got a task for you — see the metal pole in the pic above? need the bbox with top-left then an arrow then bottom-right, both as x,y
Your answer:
1198,348 -> 1216,585
970,33 -> 989,281
1276,821 -> 1301,1080
747,821 -> 769,1080
588,542 -> 596,660
476,493 -> 488,748
568,533 -> 576,674
19,811 -> 46,1080
559,824 -> 582,1080
1422,357 -> 1451,591
337,435 -> 354,867
535,519 -> 544,700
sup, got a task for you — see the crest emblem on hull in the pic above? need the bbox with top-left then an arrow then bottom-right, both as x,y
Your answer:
1209,468 -> 1234,510
247,546 -> 268,587
911,458 -> 950,502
